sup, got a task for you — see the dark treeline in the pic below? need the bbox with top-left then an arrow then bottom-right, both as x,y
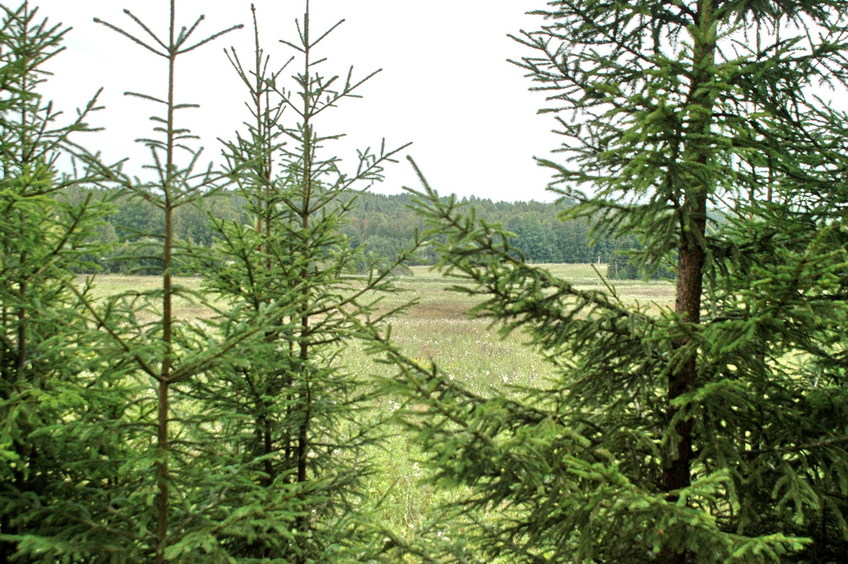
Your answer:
349,193 -> 618,266
68,186 -> 660,277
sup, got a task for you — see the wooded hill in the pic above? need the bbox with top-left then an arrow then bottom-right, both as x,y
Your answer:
67,187 -> 655,276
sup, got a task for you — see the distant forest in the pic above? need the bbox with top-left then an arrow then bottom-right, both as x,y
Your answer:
67,187 -> 665,279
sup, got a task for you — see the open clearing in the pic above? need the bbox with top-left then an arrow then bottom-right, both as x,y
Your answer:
83,264 -> 675,536
85,264 -> 675,394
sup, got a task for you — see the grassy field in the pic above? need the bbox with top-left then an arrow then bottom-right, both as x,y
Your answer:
87,263 -> 675,323
84,264 -> 675,548
357,264 -> 675,539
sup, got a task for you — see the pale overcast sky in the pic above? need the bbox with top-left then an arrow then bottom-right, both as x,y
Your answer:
29,0 -> 561,202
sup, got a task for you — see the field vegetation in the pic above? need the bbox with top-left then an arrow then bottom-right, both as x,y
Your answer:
82,267 -> 675,545
365,265 -> 675,534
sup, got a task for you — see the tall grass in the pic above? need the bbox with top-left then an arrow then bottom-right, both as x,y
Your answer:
81,265 -> 675,544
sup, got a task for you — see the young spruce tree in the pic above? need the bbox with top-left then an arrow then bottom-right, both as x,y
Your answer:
91,2 -> 250,561
0,2 -> 125,560
374,1 -> 848,562
190,3 -> 414,561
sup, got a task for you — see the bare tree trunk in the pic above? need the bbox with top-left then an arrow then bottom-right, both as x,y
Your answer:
155,3 -> 178,561
660,2 -> 715,562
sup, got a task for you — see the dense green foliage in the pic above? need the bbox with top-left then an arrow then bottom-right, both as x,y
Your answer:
1,1 -> 410,561
372,1 -> 848,562
4,0 -> 848,562
0,4 -> 125,560
69,188 -> 644,273
183,6 -> 417,560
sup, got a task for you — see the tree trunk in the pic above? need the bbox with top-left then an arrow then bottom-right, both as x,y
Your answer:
660,2 -> 715,562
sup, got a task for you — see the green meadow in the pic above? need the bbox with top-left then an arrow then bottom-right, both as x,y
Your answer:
86,264 -> 676,542
361,264 -> 675,539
